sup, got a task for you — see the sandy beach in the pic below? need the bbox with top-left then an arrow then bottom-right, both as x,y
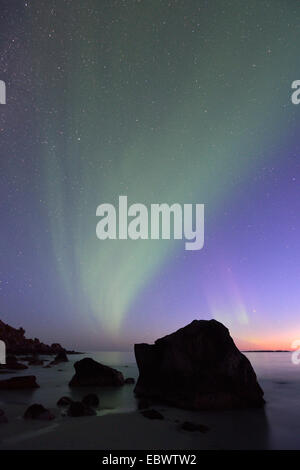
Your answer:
0,406 -> 271,450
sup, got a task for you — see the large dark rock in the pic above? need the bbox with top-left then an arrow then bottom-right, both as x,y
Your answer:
134,319 -> 265,410
0,375 -> 39,390
69,358 -> 124,387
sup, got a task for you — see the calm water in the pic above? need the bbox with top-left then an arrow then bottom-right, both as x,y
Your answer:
0,351 -> 139,416
0,351 -> 299,449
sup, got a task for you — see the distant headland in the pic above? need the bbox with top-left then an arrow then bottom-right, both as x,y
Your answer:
0,319 -> 81,356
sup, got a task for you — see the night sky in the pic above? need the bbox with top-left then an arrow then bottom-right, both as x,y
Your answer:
1,0 -> 300,351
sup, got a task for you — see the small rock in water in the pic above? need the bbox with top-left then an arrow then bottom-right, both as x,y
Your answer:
18,357 -> 30,362
0,409 -> 8,423
50,350 -> 69,366
24,404 -> 54,421
141,409 -> 164,420
82,394 -> 99,407
0,355 -> 28,370
180,421 -> 210,433
57,396 -> 73,407
125,377 -> 135,385
67,401 -> 96,417
28,357 -> 44,366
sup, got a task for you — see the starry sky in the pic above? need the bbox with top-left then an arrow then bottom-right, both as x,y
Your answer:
1,0 -> 300,351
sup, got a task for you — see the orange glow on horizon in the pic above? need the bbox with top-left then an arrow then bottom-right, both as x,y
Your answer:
235,332 -> 300,351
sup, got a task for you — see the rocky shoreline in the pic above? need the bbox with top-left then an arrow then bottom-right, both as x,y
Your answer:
0,319 -> 81,356
0,318 -> 266,432
0,320 -> 298,450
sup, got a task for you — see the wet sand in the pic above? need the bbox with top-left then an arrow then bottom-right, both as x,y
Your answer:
0,403 -> 275,450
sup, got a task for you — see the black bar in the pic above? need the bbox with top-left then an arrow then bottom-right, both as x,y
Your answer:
1,450 -> 299,466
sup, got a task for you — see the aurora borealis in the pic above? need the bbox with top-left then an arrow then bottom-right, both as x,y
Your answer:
1,0 -> 300,350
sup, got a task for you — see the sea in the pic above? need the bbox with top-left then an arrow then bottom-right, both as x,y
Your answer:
0,351 -> 299,449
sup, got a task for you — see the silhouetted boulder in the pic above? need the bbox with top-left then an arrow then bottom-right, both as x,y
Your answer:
57,396 -> 73,407
67,401 -> 96,417
82,393 -> 99,407
125,377 -> 135,384
141,409 -> 164,420
0,375 -> 39,390
69,358 -> 124,387
0,409 -> 8,423
134,319 -> 265,410
24,404 -> 54,420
